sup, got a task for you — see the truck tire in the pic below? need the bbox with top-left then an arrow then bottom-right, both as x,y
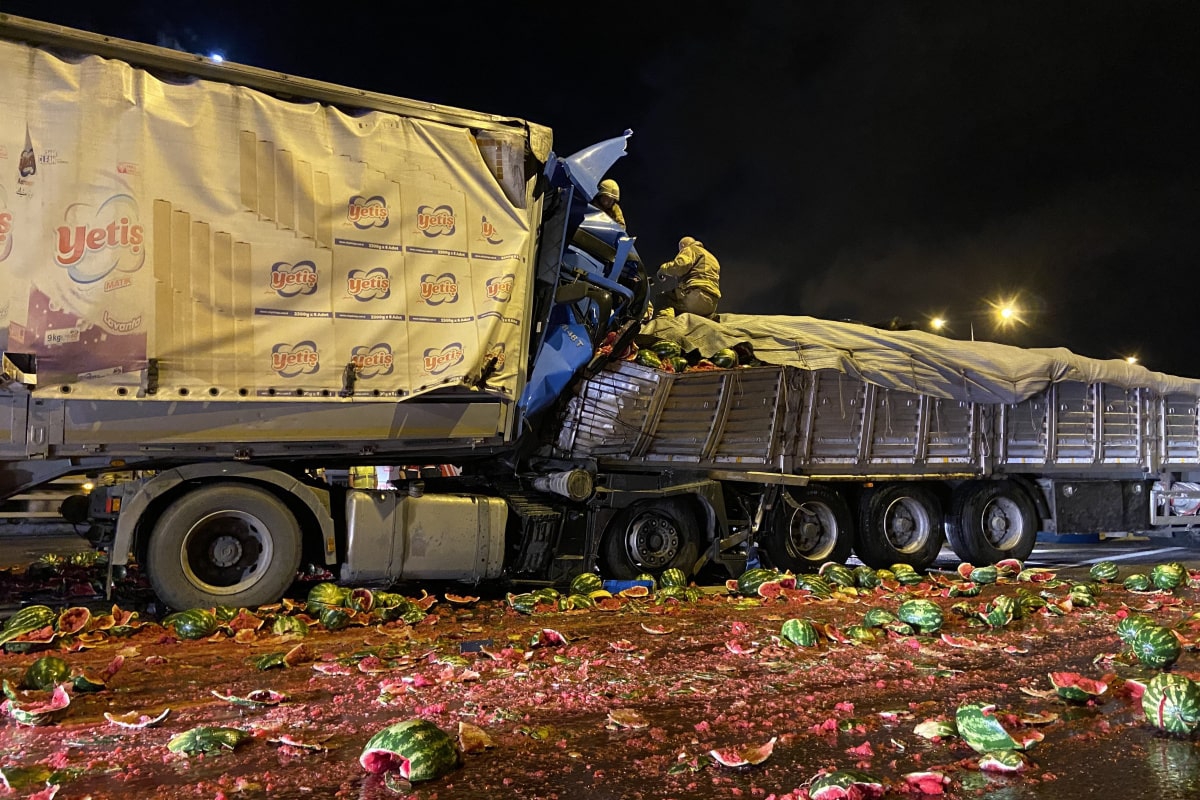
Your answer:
855,483 -> 944,570
600,498 -> 700,581
760,484 -> 854,571
946,480 -> 1038,566
146,483 -> 303,610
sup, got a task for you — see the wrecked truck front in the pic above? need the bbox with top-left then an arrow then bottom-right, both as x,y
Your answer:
518,130 -> 648,417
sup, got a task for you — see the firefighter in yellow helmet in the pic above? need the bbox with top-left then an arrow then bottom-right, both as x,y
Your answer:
659,236 -> 721,319
594,179 -> 626,228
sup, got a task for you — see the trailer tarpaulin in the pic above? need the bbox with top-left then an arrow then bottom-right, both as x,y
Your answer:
644,313 -> 1200,404
0,40 -> 535,401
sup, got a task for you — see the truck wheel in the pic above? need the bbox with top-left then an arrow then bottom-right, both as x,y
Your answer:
855,484 -> 945,570
946,480 -> 1038,566
146,483 -> 303,610
761,484 -> 854,571
600,499 -> 700,581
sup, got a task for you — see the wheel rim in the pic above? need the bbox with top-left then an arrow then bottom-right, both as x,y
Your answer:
784,497 -> 838,562
180,510 -> 274,595
980,495 -> 1026,550
882,495 -> 933,554
624,511 -> 682,569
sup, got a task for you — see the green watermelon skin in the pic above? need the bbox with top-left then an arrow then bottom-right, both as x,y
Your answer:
897,599 -> 944,633
1089,561 -> 1119,582
781,618 -> 819,647
164,608 -> 218,640
23,655 -> 70,690
1131,625 -> 1183,669
659,568 -> 688,589
360,719 -> 460,781
1143,673 -> 1200,734
737,568 -> 780,596
1151,562 -> 1187,590
306,582 -> 350,613
1116,614 -> 1154,643
570,572 -> 603,596
0,605 -> 57,647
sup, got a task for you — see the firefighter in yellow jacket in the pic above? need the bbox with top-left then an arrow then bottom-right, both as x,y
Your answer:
659,236 -> 721,319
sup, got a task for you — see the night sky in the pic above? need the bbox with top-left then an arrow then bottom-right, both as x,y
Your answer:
6,1 -> 1200,376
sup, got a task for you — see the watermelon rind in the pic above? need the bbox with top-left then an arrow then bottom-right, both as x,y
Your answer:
167,726 -> 251,755
809,770 -> 883,800
0,605 -> 57,647
1089,561 -> 1120,582
360,719 -> 461,781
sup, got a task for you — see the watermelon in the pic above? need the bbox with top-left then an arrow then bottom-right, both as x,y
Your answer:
737,568 -> 782,596
360,719 -> 461,781
1117,613 -> 1154,644
1048,672 -> 1108,703
2,683 -> 71,726
1068,585 -> 1097,607
710,348 -> 738,368
1123,573 -> 1153,592
897,599 -> 944,633
319,607 -> 353,631
955,703 -> 1042,753
55,606 -> 92,636
306,582 -> 350,613
22,655 -> 71,691
506,593 -> 537,615
659,568 -> 688,589
1131,624 -> 1182,669
271,616 -> 309,637
780,618 -> 819,647
970,565 -> 999,585
709,736 -> 777,767
670,356 -> 690,373
853,565 -> 882,589
861,608 -> 899,628
818,562 -> 857,588
1151,562 -> 1187,590
893,568 -> 925,586
979,750 -> 1029,773
949,582 -> 982,597
167,726 -> 252,755
634,572 -> 658,589
570,572 -> 603,596
634,349 -> 663,369
795,574 -> 834,599
163,608 -> 219,640
808,770 -> 885,800
1089,561 -> 1120,582
1142,672 -> 1200,734
979,595 -> 1016,628
0,605 -> 57,648
650,339 -> 683,359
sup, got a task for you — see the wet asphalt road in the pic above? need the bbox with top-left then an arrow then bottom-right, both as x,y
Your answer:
2,527 -> 1198,582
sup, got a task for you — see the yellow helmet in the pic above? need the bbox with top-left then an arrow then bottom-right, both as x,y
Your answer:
597,179 -> 620,202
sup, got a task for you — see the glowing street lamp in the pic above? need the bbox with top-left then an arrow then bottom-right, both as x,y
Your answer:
1125,356 -> 1139,365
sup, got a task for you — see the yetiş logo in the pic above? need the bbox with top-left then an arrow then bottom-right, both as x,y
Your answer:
347,268 -> 391,300
53,195 -> 145,283
417,204 -> 455,237
481,215 -> 502,245
350,343 -> 394,378
486,274 -> 515,302
419,273 -> 459,305
271,341 -> 320,377
347,195 -> 389,230
270,260 -> 319,296
423,343 -> 465,375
